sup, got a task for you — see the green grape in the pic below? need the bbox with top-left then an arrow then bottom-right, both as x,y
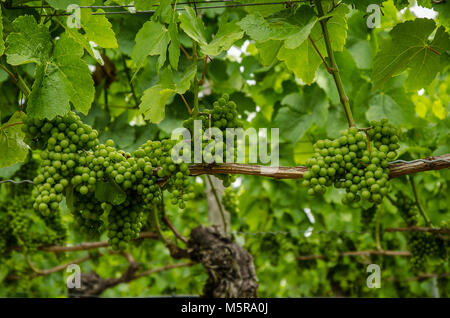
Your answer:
222,187 -> 239,215
304,119 -> 399,205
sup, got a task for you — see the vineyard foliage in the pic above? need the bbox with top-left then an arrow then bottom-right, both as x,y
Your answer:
0,0 -> 449,297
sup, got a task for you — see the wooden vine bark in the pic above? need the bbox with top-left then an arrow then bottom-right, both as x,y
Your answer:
187,154 -> 450,180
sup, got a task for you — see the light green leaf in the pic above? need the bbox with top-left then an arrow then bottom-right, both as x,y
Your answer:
0,112 -> 29,168
237,14 -> 274,42
274,85 -> 328,143
27,64 -> 71,119
134,0 -> 156,10
277,5 -> 349,83
5,15 -> 52,65
27,35 -> 94,118
201,21 -> 244,56
139,86 -> 175,123
372,19 -> 449,90
366,93 -> 416,127
256,40 -> 282,66
179,6 -> 207,45
131,21 -> 170,75
174,64 -> 197,94
47,0 -> 80,10
52,34 -> 95,115
284,17 -> 317,49
82,9 -> 118,49
56,17 -> 103,64
168,22 -> 180,70
95,181 -> 127,205
277,39 -> 322,84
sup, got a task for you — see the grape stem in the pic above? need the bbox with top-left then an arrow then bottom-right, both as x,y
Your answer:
313,0 -> 356,128
408,176 -> 432,227
152,207 -> 171,246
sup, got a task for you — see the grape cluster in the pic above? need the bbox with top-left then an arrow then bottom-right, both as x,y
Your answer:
360,205 -> 377,229
21,110 -> 202,249
23,113 -> 99,216
407,232 -> 440,273
222,187 -> 239,215
102,202 -> 145,250
303,119 -> 400,204
395,192 -> 418,226
183,94 -> 242,187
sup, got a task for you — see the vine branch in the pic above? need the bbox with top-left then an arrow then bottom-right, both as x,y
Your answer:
297,250 -> 410,261
313,0 -> 355,127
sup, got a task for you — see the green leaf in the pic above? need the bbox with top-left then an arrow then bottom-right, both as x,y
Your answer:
95,181 -> 127,205
27,34 -> 94,118
139,85 -> 175,123
0,112 -> 28,168
47,0 -> 80,10
274,85 -> 328,143
131,21 -> 170,75
277,39 -> 322,84
284,17 -> 316,49
256,40 -> 282,66
51,34 -> 95,115
168,21 -> 180,70
27,64 -> 71,119
81,9 -> 118,49
0,162 -> 23,179
237,14 -> 274,42
277,5 -> 349,83
179,6 -> 207,45
0,7 -> 4,56
372,19 -> 450,90
201,21 -> 244,56
366,93 -> 416,128
134,0 -> 156,10
5,15 -> 52,65
174,64 -> 197,94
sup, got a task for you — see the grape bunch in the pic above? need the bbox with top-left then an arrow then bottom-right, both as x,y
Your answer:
395,192 -> 418,226
222,187 -> 239,215
183,94 -> 243,187
23,113 -> 99,216
302,119 -> 400,204
21,110 -> 201,249
407,232 -> 445,274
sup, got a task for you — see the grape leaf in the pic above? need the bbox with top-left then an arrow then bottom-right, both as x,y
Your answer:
237,14 -> 275,42
139,65 -> 197,123
274,85 -> 328,143
27,34 -> 94,118
256,40 -> 282,66
5,15 -> 52,65
47,0 -> 80,10
0,112 -> 28,168
134,0 -> 156,10
372,19 -> 450,90
168,21 -> 180,70
95,181 -> 127,205
139,86 -> 175,123
366,93 -> 416,128
179,6 -> 207,45
201,21 -> 244,56
277,39 -> 322,84
80,0 -> 118,48
277,4 -> 349,84
0,7 -> 4,56
131,21 -> 170,75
